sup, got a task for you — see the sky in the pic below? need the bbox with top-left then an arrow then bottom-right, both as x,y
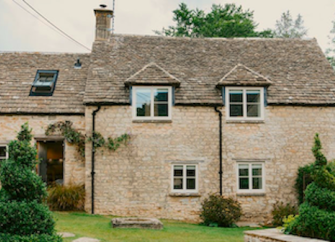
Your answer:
0,0 -> 334,53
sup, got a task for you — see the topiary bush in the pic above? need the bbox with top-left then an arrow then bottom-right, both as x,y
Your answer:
286,133 -> 335,241
47,183 -> 85,211
0,123 -> 61,242
271,201 -> 298,227
200,194 -> 242,227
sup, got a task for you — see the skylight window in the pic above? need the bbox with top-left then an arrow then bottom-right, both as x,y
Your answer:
30,70 -> 59,96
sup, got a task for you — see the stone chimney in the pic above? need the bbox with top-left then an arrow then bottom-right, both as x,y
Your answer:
94,6 -> 113,40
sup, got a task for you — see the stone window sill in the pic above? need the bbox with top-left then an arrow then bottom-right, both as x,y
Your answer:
226,120 -> 264,124
132,120 -> 172,123
237,193 -> 266,197
169,193 -> 201,197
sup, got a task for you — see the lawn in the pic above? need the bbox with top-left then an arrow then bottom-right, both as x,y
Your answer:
54,212 -> 260,242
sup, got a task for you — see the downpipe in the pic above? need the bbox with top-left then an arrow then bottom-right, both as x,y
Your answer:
214,106 -> 223,196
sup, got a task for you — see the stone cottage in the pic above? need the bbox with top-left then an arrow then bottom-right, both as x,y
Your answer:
1,7 -> 335,224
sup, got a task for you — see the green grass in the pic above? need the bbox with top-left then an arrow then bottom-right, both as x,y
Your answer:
54,212 -> 260,242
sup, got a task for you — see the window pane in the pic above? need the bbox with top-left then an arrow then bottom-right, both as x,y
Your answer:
136,89 -> 151,117
229,90 -> 243,102
154,89 -> 168,102
186,166 -> 196,177
247,104 -> 260,117
0,146 -> 6,158
174,178 -> 183,189
252,177 -> 262,189
154,104 -> 168,117
230,104 -> 243,117
187,178 -> 196,189
247,90 -> 260,103
239,178 -> 249,189
174,166 -> 183,176
239,164 -> 249,176
252,164 -> 262,176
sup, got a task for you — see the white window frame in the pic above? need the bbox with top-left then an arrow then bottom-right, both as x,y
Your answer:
226,87 -> 264,121
236,162 -> 265,194
132,86 -> 172,120
0,145 -> 8,160
171,164 -> 198,193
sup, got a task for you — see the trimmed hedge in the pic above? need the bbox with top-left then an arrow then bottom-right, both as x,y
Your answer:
0,233 -> 62,242
0,160 -> 47,202
286,203 -> 335,242
305,182 -> 335,211
0,123 -> 59,241
287,134 -> 335,242
0,201 -> 55,236
271,202 -> 298,227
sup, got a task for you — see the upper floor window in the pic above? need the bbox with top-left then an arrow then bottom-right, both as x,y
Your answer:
226,87 -> 264,121
0,145 -> 8,162
172,164 -> 198,193
132,86 -> 172,120
30,70 -> 59,96
237,162 -> 265,193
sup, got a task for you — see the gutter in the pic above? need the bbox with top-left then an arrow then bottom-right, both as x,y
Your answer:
214,106 -> 223,196
91,106 -> 101,214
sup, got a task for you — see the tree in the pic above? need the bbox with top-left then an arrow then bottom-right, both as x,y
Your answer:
326,18 -> 335,70
273,11 -> 307,38
155,3 -> 273,38
0,123 -> 61,241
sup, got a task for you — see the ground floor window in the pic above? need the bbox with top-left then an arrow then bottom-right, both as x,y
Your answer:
172,164 -> 198,193
237,162 -> 265,193
0,145 -> 8,162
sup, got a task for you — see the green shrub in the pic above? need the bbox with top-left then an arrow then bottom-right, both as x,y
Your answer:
200,194 -> 242,227
289,134 -> 335,242
0,233 -> 62,242
0,123 -> 59,241
282,214 -> 299,232
305,182 -> 335,211
271,201 -> 298,227
0,160 -> 47,202
295,164 -> 314,204
0,200 -> 56,235
47,183 -> 85,211
285,203 -> 335,241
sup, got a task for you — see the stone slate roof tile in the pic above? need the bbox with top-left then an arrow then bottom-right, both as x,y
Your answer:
125,62 -> 181,87
84,35 -> 335,105
0,52 -> 90,114
217,63 -> 272,87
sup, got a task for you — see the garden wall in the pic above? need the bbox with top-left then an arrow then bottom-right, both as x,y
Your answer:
244,229 -> 327,242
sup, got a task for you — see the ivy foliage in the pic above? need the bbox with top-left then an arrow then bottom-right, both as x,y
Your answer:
46,121 -> 130,157
0,123 -> 61,241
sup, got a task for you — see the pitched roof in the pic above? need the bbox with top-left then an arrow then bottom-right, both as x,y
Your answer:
125,62 -> 181,87
217,64 -> 272,87
84,35 -> 335,106
0,52 -> 89,114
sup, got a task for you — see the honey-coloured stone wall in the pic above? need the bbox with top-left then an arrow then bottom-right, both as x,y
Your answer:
0,115 -> 85,185
85,105 -> 335,223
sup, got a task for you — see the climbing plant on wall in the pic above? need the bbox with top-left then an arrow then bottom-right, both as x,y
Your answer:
45,121 -> 130,158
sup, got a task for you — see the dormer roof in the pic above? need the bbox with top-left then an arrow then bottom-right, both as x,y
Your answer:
217,64 -> 272,87
125,62 -> 181,87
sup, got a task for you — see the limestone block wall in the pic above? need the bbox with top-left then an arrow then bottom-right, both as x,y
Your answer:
0,114 -> 85,185
85,105 -> 335,223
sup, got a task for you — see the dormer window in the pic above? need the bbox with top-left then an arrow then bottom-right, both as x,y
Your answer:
132,86 -> 172,120
30,70 -> 59,96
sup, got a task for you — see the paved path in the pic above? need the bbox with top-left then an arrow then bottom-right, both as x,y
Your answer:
58,232 -> 100,242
